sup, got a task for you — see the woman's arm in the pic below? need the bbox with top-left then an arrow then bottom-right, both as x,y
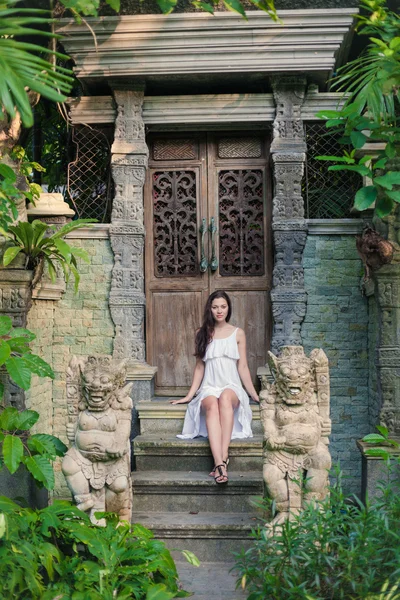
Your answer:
237,328 -> 259,403
170,357 -> 205,404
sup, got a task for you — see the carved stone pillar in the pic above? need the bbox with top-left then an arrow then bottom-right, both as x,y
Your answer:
270,76 -> 308,354
374,243 -> 400,437
109,85 -> 156,410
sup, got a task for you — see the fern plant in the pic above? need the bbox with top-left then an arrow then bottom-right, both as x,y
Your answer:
1,218 -> 95,291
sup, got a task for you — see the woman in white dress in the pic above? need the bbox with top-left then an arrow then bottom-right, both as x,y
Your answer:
170,291 -> 259,484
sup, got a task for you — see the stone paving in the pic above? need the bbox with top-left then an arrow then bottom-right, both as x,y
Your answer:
176,561 -> 247,600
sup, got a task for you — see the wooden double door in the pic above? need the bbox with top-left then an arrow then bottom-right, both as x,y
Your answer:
144,132 -> 272,396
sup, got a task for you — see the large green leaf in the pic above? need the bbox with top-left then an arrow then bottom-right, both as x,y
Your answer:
27,434 -> 67,459
15,410 -> 39,431
362,433 -> 387,444
375,194 -> 394,218
0,406 -> 20,430
386,191 -> 400,204
2,434 -> 24,474
21,354 -> 55,379
0,163 -> 16,181
374,172 -> 400,190
23,455 -> 55,489
5,356 -> 32,390
146,584 -> 175,600
53,238 -> 72,264
354,186 -> 378,211
27,434 -> 58,458
9,327 -> 36,342
0,339 -> 11,366
0,315 -> 12,336
2,245 -> 22,266
350,130 -> 368,149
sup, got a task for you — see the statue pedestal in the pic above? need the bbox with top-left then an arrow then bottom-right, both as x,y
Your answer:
357,441 -> 400,503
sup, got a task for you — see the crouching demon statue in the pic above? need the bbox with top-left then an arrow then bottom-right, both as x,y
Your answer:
62,355 -> 133,526
260,346 -> 331,526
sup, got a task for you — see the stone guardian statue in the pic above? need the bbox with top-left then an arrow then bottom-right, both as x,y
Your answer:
62,355 -> 133,525
260,346 -> 331,526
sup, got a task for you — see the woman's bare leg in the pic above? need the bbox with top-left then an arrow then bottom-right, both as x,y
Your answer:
218,389 -> 239,466
202,395 -> 226,481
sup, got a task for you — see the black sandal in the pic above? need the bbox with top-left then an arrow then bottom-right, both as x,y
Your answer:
214,464 -> 228,484
210,457 -> 229,478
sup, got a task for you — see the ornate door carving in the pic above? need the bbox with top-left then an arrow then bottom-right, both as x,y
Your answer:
145,133 -> 272,395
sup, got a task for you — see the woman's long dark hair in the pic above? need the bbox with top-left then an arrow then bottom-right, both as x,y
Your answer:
195,291 -> 232,359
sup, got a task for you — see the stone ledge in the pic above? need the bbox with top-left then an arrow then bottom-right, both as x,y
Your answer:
307,219 -> 363,235
65,224 -> 110,239
137,400 -> 260,420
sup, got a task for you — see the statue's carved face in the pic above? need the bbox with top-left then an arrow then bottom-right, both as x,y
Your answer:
274,356 -> 313,405
81,357 -> 126,411
82,369 -> 116,410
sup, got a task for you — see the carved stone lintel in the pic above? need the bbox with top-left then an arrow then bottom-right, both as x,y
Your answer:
269,76 -> 308,355
261,346 -> 331,527
62,355 -> 133,525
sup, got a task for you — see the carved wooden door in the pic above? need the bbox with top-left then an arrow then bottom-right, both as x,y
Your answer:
145,133 -> 271,396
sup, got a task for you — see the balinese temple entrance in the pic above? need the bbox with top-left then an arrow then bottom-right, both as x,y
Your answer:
144,132 -> 272,396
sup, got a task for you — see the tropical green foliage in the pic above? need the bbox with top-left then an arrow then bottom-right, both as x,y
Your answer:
316,0 -> 400,217
0,2 -> 74,128
362,424 -> 400,458
1,218 -> 96,292
0,314 -> 67,490
236,470 -> 400,600
0,497 -> 191,599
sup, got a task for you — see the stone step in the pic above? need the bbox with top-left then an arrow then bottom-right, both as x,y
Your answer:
133,433 -> 263,471
131,510 -> 260,562
176,561 -> 246,600
132,470 -> 264,513
137,398 -> 262,435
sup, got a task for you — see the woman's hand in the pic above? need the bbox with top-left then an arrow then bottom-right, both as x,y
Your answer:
170,396 -> 192,405
251,394 -> 260,403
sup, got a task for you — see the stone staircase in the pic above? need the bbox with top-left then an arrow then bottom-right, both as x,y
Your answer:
131,398 -> 264,569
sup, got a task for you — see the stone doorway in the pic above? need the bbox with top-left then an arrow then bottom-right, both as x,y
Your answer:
144,132 -> 272,396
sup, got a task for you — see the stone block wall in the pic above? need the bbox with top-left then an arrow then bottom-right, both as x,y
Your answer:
24,233 -> 115,498
26,300 -> 55,434
301,233 -> 370,495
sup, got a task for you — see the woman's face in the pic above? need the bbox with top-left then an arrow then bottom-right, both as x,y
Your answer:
211,297 -> 229,323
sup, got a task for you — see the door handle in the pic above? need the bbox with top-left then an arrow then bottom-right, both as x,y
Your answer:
199,218 -> 208,273
209,217 -> 218,272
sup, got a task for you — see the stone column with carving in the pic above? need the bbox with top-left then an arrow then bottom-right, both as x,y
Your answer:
270,76 -> 308,354
109,86 -> 156,418
374,208 -> 400,436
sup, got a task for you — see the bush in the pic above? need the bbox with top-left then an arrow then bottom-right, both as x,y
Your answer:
0,497 -> 190,599
235,471 -> 400,600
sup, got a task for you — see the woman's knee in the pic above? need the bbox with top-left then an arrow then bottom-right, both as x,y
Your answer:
202,397 -> 219,414
219,390 -> 238,409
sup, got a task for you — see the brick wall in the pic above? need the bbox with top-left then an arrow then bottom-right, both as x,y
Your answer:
25,234 -> 115,498
26,300 -> 55,434
301,233 -> 370,495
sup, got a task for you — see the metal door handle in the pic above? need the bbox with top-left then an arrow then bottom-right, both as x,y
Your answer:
199,218 -> 208,273
209,217 -> 218,272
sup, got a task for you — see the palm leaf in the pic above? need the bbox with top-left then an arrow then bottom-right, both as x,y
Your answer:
0,4 -> 74,126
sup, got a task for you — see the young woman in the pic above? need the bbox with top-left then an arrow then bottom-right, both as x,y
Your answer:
170,291 -> 259,484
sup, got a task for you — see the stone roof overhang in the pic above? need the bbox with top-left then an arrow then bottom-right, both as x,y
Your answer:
58,9 -> 357,86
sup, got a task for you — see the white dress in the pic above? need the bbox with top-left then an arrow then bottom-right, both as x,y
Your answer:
177,328 -> 253,440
